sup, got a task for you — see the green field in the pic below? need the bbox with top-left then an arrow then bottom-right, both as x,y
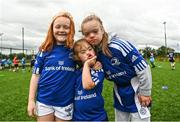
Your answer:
0,61 -> 180,121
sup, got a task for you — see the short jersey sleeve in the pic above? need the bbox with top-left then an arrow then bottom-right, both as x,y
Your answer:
33,51 -> 45,74
90,69 -> 105,86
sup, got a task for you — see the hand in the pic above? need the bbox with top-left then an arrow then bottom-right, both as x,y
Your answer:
27,100 -> 36,117
138,95 -> 152,107
93,61 -> 102,70
85,56 -> 97,67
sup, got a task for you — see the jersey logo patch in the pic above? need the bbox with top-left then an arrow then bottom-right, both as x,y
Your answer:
77,90 -> 83,95
58,61 -> 64,65
106,70 -> 111,75
111,57 -> 120,66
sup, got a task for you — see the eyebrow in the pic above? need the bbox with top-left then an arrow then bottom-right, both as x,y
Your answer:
84,28 -> 99,32
79,45 -> 91,51
83,29 -> 99,35
55,23 -> 70,26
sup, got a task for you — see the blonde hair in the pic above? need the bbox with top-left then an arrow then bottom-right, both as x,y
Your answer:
81,14 -> 112,57
39,11 -> 75,51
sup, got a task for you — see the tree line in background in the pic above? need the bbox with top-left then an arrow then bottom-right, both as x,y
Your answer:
139,46 -> 180,62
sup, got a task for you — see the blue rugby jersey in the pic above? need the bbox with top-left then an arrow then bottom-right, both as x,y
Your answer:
168,52 -> 175,61
33,45 -> 76,107
98,35 -> 151,112
73,68 -> 107,121
150,56 -> 155,62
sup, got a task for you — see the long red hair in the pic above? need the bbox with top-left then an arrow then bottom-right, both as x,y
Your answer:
39,11 -> 75,51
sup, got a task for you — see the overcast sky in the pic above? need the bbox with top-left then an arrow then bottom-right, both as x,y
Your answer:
0,0 -> 180,54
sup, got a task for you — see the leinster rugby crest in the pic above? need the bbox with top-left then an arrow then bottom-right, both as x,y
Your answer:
58,61 -> 64,65
77,90 -> 83,95
111,57 -> 120,66
106,70 -> 111,75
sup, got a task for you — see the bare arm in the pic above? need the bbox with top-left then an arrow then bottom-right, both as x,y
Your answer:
82,56 -> 97,90
27,74 -> 40,117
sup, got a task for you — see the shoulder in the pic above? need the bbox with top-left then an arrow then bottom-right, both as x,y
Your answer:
108,32 -> 133,47
108,35 -> 135,56
36,50 -> 50,58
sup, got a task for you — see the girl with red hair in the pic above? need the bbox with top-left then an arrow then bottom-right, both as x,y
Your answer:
27,11 -> 76,121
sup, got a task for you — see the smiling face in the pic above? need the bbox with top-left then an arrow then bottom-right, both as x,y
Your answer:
53,16 -> 71,45
82,20 -> 104,46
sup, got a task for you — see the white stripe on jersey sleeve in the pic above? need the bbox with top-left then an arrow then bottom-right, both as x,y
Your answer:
91,69 -> 104,85
39,52 -> 43,57
141,60 -> 147,68
36,68 -> 40,74
92,76 -> 100,86
133,66 -> 139,72
109,39 -> 133,57
92,77 -> 98,81
112,40 -> 133,53
137,64 -> 143,71
94,79 -> 100,85
96,69 -> 104,72
134,60 -> 147,72
92,69 -> 104,73
139,62 -> 145,70
33,67 -> 40,74
141,60 -> 147,67
120,39 -> 133,50
112,39 -> 133,51
111,40 -> 130,54
109,43 -> 127,56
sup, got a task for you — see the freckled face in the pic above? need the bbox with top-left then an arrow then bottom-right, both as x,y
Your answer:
53,17 -> 70,45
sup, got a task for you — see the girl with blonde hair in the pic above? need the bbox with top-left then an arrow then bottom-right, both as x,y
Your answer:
81,14 -> 152,121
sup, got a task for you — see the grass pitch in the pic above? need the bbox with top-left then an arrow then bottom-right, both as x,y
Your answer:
0,61 -> 180,121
